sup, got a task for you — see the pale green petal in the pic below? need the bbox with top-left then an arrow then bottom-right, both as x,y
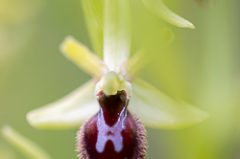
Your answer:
142,0 -> 195,29
1,126 -> 51,159
81,0 -> 104,57
27,80 -> 99,129
61,36 -> 108,79
129,79 -> 209,129
103,0 -> 131,71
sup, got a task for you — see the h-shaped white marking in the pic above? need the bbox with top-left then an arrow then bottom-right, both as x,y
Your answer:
96,107 -> 127,153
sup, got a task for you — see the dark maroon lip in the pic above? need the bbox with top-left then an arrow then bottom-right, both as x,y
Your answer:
77,90 -> 147,159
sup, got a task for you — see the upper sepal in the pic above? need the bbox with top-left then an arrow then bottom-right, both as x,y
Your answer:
103,0 -> 131,71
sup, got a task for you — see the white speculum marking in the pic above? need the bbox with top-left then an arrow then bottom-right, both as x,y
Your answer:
96,107 -> 126,153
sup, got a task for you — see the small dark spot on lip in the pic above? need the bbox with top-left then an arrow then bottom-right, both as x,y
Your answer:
106,131 -> 114,136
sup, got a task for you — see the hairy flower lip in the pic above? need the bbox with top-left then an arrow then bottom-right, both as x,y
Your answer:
77,113 -> 147,159
77,90 -> 147,159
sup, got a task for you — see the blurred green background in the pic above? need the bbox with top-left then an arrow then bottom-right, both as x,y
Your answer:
1,0 -> 240,158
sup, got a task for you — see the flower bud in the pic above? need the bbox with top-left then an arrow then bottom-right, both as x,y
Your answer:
77,90 -> 147,159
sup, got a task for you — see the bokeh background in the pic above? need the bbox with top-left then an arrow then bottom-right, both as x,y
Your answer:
1,0 -> 240,158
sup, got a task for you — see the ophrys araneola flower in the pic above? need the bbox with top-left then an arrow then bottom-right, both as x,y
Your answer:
25,0 -> 208,158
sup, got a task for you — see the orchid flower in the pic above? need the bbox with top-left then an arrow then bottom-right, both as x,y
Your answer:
21,0 -> 208,158
27,0 -> 206,130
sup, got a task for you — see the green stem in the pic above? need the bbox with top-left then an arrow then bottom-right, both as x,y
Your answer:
2,126 -> 52,159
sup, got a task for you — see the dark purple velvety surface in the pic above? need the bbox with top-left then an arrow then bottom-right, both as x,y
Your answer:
82,91 -> 139,159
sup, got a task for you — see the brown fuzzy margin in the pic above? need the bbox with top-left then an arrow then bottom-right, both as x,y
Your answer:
76,121 -> 89,159
132,113 -> 148,159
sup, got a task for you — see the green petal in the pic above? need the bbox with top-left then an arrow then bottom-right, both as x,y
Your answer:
1,126 -> 51,159
27,80 -> 99,129
61,37 -> 108,79
81,0 -> 104,57
103,0 -> 131,71
129,79 -> 209,129
142,0 -> 195,29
